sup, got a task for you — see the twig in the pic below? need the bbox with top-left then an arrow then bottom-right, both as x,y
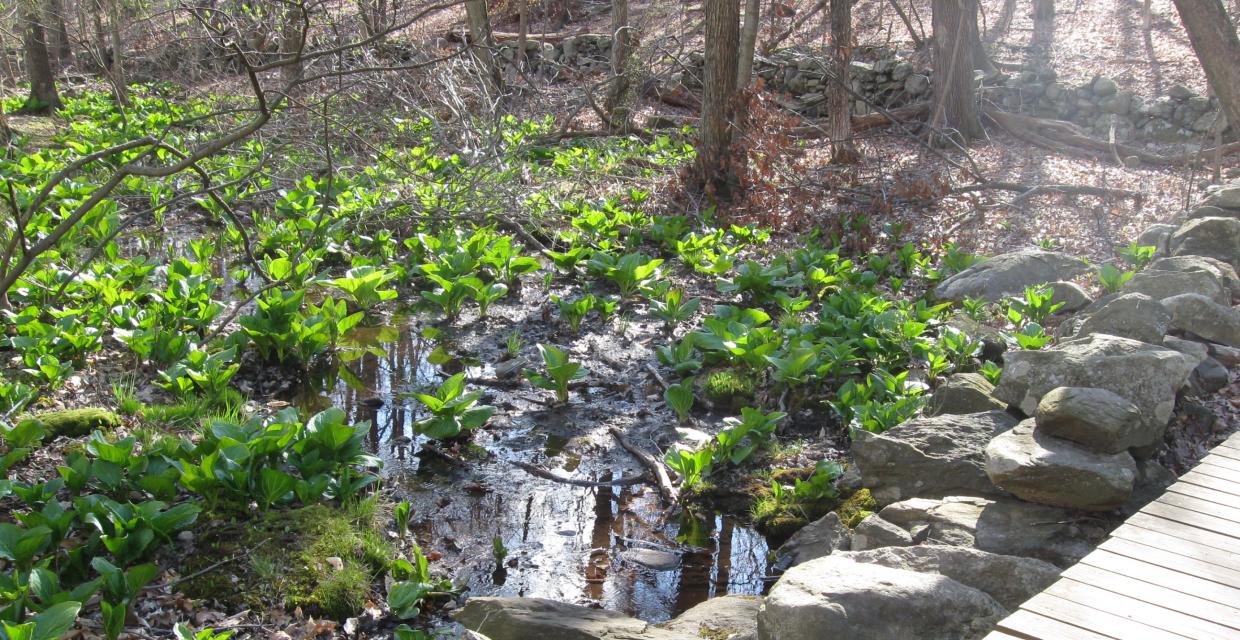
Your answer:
510,460 -> 647,487
609,426 -> 678,505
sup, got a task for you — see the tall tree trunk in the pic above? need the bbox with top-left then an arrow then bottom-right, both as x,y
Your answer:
107,0 -> 129,106
464,0 -> 502,99
20,1 -> 63,112
736,0 -> 760,87
828,0 -> 858,162
930,0 -> 982,145
516,0 -> 529,70
1033,0 -> 1053,20
47,0 -> 72,70
1171,0 -> 1240,133
604,0 -> 639,131
280,3 -> 305,90
696,0 -> 741,202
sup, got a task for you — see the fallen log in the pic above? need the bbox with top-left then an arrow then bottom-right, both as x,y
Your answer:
609,426 -> 678,505
446,27 -> 602,43
510,460 -> 647,487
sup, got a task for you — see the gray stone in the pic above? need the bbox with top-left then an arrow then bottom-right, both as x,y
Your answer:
453,598 -> 695,640
1048,281 -> 1093,313
774,512 -> 850,569
1147,256 -> 1240,303
985,420 -> 1137,510
1169,217 -> 1240,269
840,545 -> 1061,611
876,496 -> 1102,567
1187,205 -> 1236,221
1137,223 -> 1178,254
756,555 -> 1006,640
1092,76 -> 1118,97
1163,335 -> 1210,364
851,514 -> 915,551
1121,459 -> 1178,516
933,249 -> 1089,302
1191,356 -> 1230,394
1072,293 -> 1169,344
622,548 -> 680,571
928,373 -> 1007,416
661,595 -> 759,640
1203,185 -> 1240,211
905,73 -> 930,95
1161,293 -> 1240,347
1035,387 -> 1142,454
1124,268 -> 1229,306
852,411 -> 1019,505
1169,84 -> 1194,101
994,334 -> 1198,452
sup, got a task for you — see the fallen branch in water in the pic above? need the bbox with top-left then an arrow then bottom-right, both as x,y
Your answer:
609,426 -> 678,505
510,460 -> 647,487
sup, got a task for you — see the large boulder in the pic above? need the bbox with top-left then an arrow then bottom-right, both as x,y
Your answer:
1201,184 -> 1240,211
1147,256 -> 1240,303
1124,268 -> 1228,306
661,596 -> 759,640
1048,281 -> 1093,313
1169,216 -> 1240,269
851,514 -> 915,551
773,512 -> 850,570
453,598 -> 695,640
1137,223 -> 1177,254
852,411 -> 1018,504
1160,293 -> 1240,347
840,545 -> 1061,610
927,373 -> 1007,416
756,555 -> 1006,640
1034,387 -> 1142,453
933,249 -> 1089,302
1071,293 -> 1169,344
993,334 -> 1197,452
876,496 -> 1103,567
985,420 -> 1137,510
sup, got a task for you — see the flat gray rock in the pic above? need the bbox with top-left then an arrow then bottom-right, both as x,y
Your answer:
1072,293 -> 1169,345
1161,293 -> 1240,347
1124,268 -> 1228,306
985,420 -> 1137,511
851,514 -> 915,551
928,373 -> 1007,416
661,595 -> 759,640
453,598 -> 695,640
774,512 -> 850,570
933,249 -> 1089,302
1035,386 -> 1142,454
1170,216 -> 1240,269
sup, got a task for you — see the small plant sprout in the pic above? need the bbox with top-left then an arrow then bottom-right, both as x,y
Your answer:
394,501 -> 412,537
664,378 -> 695,423
407,373 -> 496,440
524,344 -> 589,404
650,287 -> 701,332
1005,285 -> 1064,326
492,536 -> 508,567
664,447 -> 713,489
1118,242 -> 1156,269
326,265 -> 399,313
1097,263 -> 1135,293
505,329 -> 523,357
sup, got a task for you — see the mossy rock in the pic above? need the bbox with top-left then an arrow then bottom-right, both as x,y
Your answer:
179,503 -> 392,620
34,408 -> 121,438
836,488 -> 877,529
700,369 -> 756,411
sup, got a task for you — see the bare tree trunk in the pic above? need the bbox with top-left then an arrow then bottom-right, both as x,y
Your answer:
20,0 -> 63,112
696,0 -> 741,201
828,0 -> 858,162
930,0 -> 982,145
47,0 -> 72,70
736,0 -> 760,87
464,0 -> 502,98
1171,0 -> 1240,133
516,0 -> 529,70
280,2 -> 305,90
1033,0 -> 1054,22
107,0 -> 129,106
604,0 -> 639,131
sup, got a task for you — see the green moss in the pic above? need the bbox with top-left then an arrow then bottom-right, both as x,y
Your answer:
33,408 -> 121,437
180,503 -> 393,620
837,488 -> 877,529
701,369 -> 755,410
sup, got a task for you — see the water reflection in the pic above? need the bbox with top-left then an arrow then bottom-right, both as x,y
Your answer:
303,322 -> 770,621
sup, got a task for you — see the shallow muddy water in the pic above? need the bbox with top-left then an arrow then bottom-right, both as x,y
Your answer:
299,318 -> 771,622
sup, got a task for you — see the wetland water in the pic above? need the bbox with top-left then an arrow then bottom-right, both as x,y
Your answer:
299,321 -> 770,622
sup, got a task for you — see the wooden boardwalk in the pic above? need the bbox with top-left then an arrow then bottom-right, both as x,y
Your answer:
985,430 -> 1240,640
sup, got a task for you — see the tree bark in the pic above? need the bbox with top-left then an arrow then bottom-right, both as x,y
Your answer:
108,0 -> 129,106
20,0 -> 63,112
828,0 -> 859,162
1033,0 -> 1054,20
280,2 -> 305,90
47,0 -> 72,71
736,0 -> 760,87
1171,0 -> 1240,133
464,0 -> 502,98
604,0 -> 639,131
696,0 -> 742,201
930,0 -> 982,145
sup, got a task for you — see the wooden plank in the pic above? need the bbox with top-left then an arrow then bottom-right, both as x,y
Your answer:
996,608 -> 1119,640
1045,578 -> 1236,640
1110,523 -> 1240,573
1061,563 -> 1240,629
1180,470 -> 1240,497
1222,430 -> 1240,447
1194,462 -> 1240,484
1022,592 -> 1189,640
1127,512 -> 1240,553
1166,482 -> 1240,510
1155,490 -> 1240,523
1141,502 -> 1240,539
1207,447 -> 1240,462
1201,454 -> 1240,472
1080,549 -> 1240,607
982,632 -> 1028,640
1100,536 -> 1240,589
1217,441 -> 1240,454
